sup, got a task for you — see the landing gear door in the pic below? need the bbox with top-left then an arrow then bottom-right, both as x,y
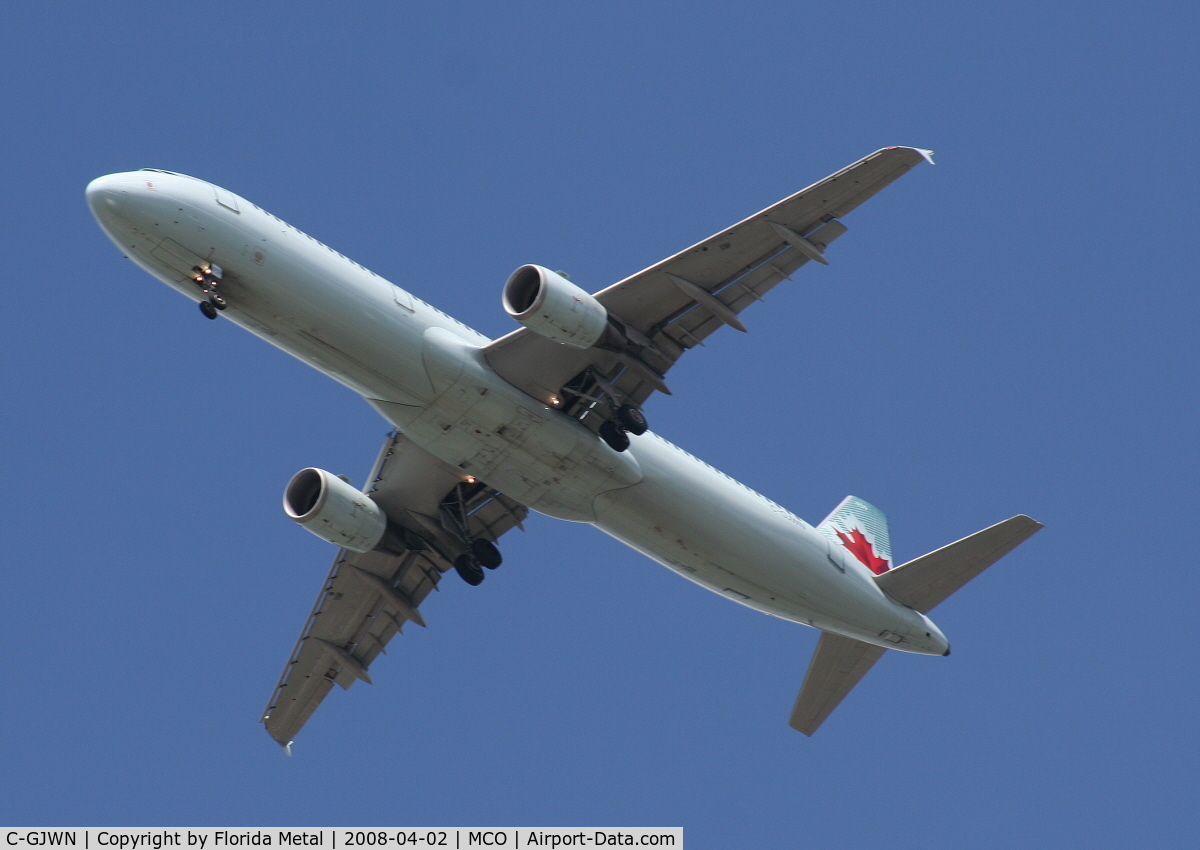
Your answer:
151,237 -> 208,281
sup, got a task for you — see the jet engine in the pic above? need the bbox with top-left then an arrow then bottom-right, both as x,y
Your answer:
283,467 -> 387,552
503,264 -> 608,349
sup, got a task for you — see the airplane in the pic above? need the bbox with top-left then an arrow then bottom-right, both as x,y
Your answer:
86,147 -> 1041,750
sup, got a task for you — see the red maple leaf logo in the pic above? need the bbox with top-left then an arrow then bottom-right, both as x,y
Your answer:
835,528 -> 890,575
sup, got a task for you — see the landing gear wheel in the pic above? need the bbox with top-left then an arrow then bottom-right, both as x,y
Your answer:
616,404 -> 648,435
454,554 -> 485,586
199,300 -> 219,320
471,539 -> 503,570
209,293 -> 228,310
599,420 -> 630,452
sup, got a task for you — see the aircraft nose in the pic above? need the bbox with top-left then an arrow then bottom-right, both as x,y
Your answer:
86,174 -> 126,220
86,173 -> 162,239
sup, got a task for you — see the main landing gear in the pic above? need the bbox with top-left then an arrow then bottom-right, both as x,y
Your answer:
453,540 -> 502,586
443,483 -> 504,586
558,367 -> 650,454
192,263 -> 226,320
616,403 -> 648,435
471,537 -> 503,569
453,554 -> 485,586
599,421 -> 630,452
599,403 -> 648,452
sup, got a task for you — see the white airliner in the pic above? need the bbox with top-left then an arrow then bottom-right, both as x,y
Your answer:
87,147 -> 1040,748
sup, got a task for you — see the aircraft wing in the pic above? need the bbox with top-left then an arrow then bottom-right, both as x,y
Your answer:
484,147 -> 932,427
261,432 -> 528,748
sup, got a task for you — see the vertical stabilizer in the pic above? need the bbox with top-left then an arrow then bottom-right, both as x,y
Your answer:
817,496 -> 893,574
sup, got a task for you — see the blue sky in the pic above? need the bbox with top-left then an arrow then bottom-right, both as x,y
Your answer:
3,1 -> 1197,846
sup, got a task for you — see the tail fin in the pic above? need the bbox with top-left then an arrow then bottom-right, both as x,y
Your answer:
791,514 -> 1042,735
817,495 -> 894,574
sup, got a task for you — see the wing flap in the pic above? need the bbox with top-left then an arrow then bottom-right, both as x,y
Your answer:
261,544 -> 447,745
789,632 -> 887,736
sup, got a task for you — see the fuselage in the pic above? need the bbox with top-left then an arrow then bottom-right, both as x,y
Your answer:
86,168 -> 949,655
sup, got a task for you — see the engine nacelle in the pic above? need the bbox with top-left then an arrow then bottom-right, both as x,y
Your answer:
503,264 -> 608,349
283,467 -> 387,552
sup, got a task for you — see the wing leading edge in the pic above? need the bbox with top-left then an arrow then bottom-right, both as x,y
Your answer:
261,432 -> 528,748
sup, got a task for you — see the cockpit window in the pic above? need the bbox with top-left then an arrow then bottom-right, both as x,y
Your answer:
139,168 -> 179,175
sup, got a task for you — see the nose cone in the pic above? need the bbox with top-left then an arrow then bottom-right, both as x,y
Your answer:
86,173 -> 132,231
86,174 -> 115,210
87,171 -> 174,244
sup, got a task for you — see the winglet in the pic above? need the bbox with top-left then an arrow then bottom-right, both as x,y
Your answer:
887,146 -> 935,165
284,740 -> 293,757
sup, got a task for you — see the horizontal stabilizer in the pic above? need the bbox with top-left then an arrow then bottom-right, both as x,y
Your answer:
789,632 -> 887,736
875,515 -> 1043,614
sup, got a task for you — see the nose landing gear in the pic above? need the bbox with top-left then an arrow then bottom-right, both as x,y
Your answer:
192,263 -> 226,320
